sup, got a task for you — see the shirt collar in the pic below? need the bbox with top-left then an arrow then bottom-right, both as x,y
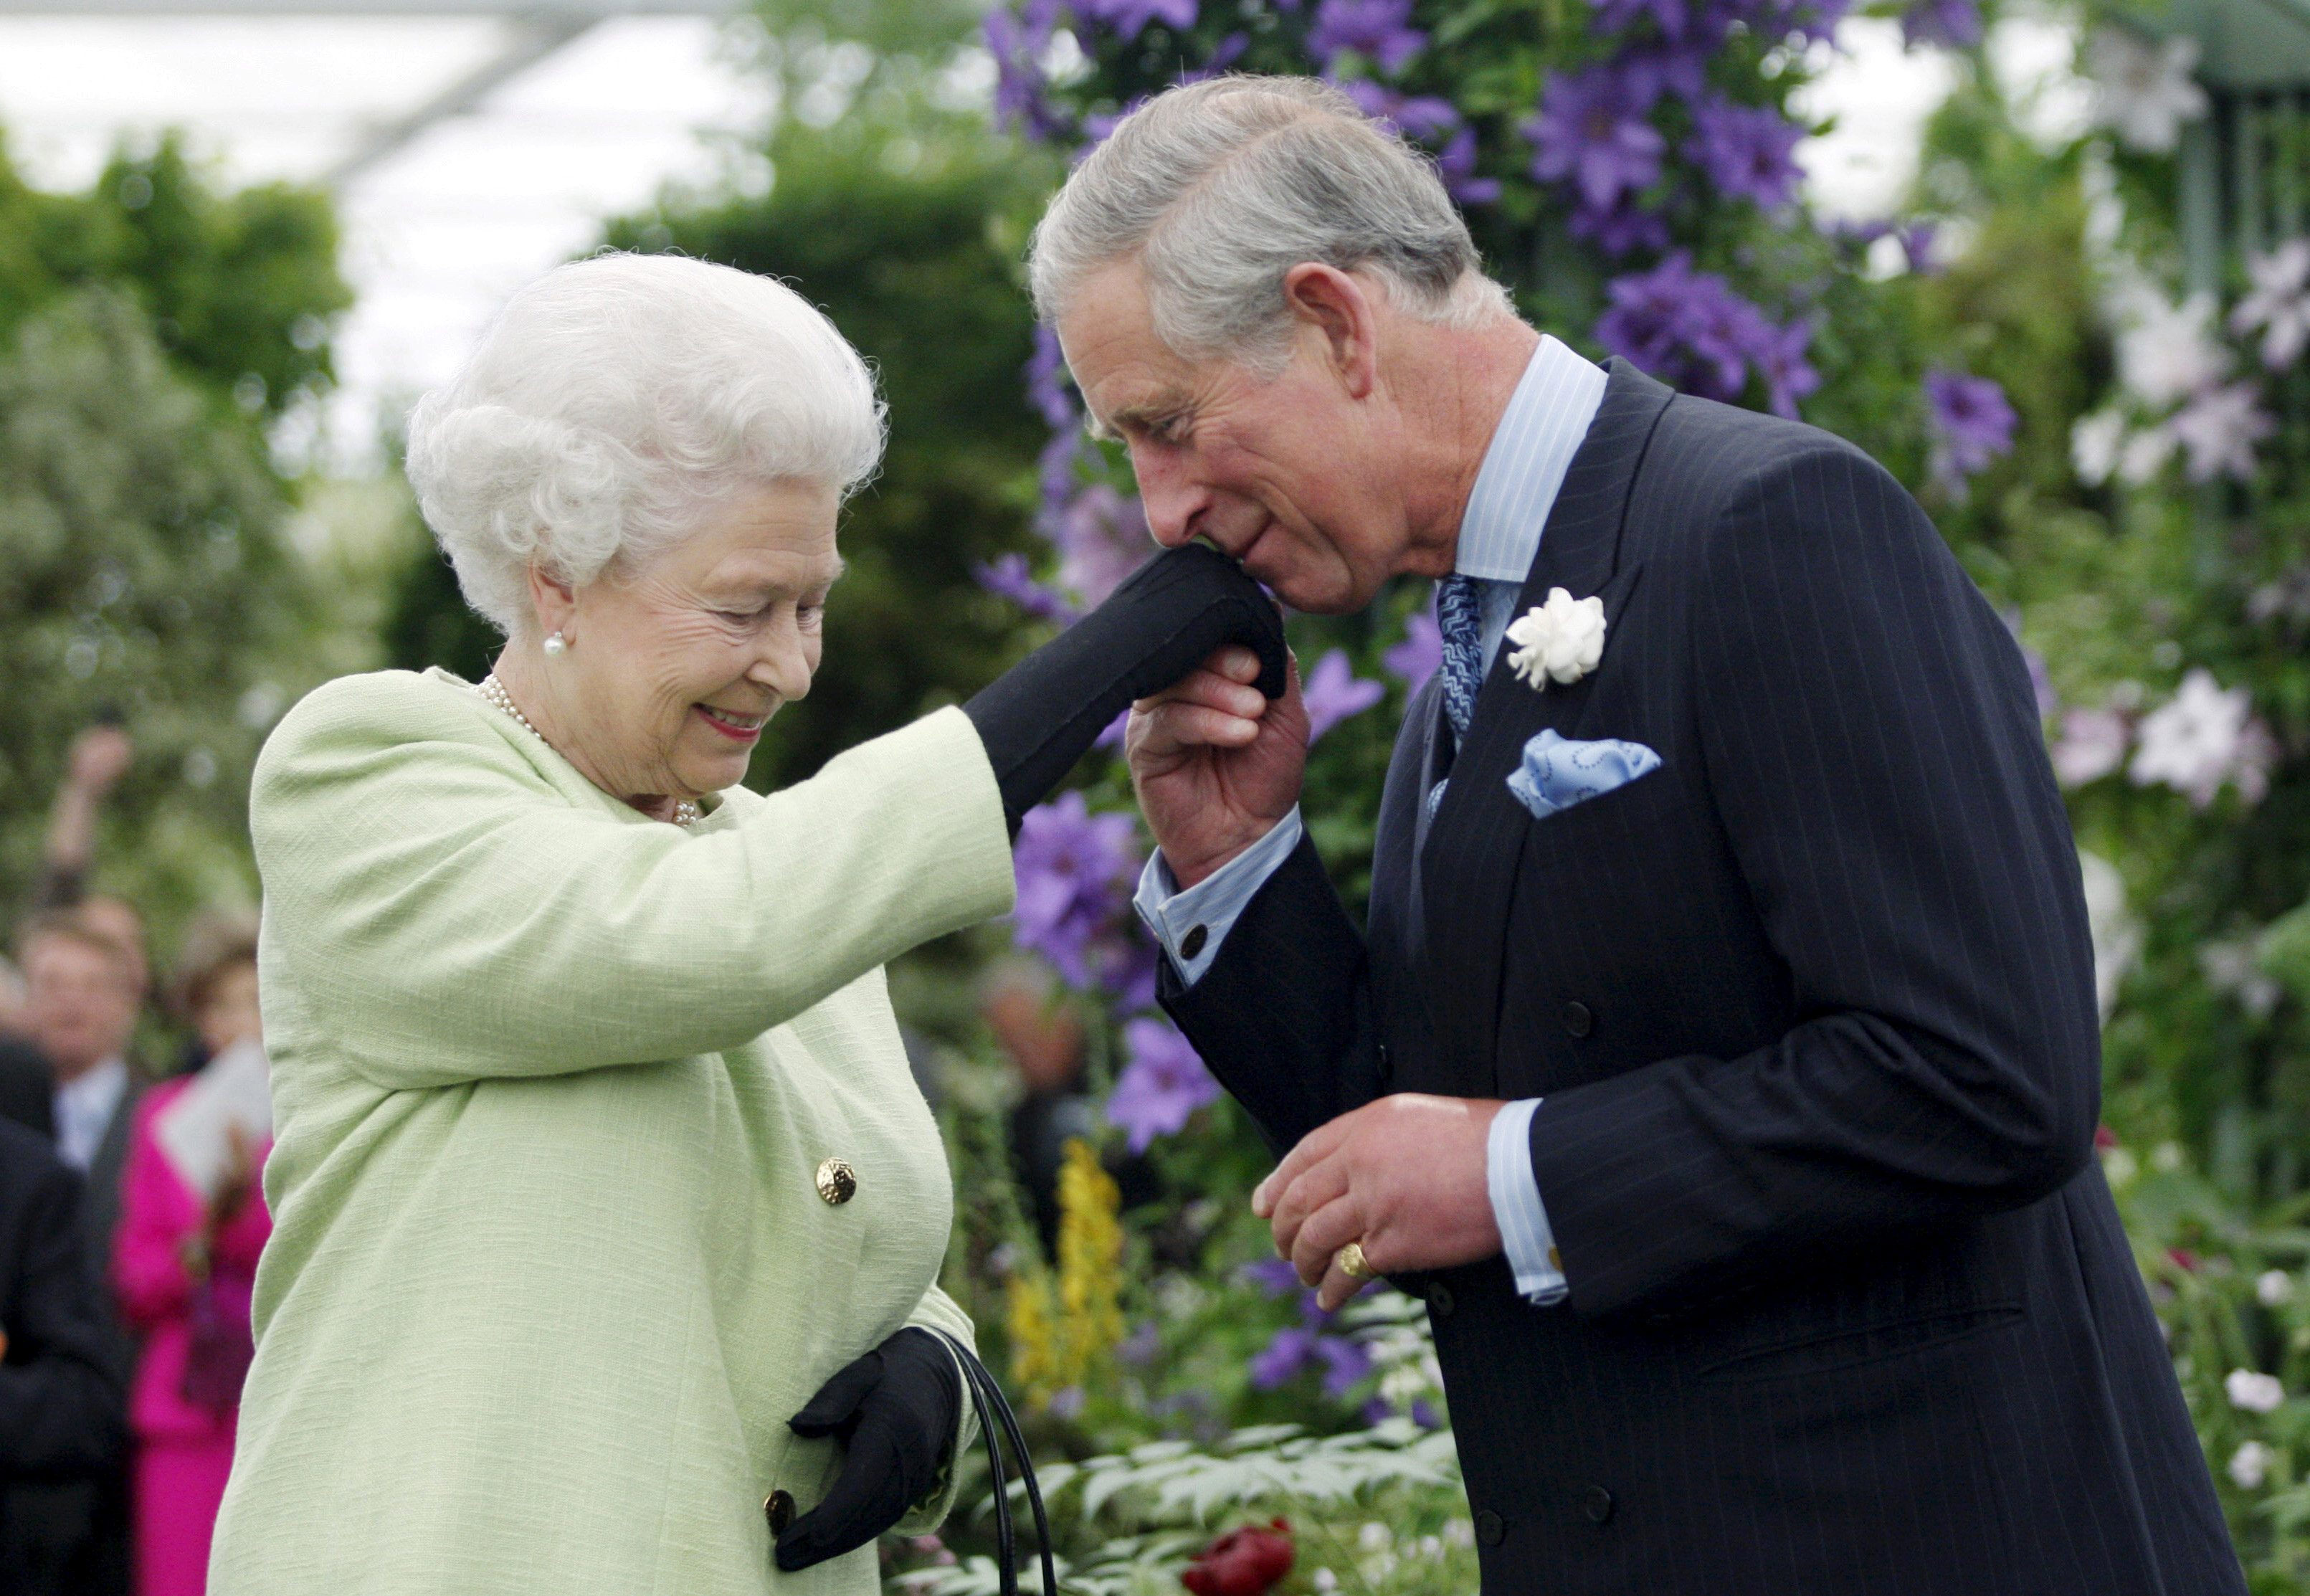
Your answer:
1453,335 -> 1610,585
53,1055 -> 127,1170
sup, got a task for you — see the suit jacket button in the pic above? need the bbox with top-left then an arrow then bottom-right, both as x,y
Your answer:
1580,1486 -> 1615,1525
1428,1281 -> 1455,1317
816,1158 -> 857,1205
1375,1040 -> 1392,1075
1181,924 -> 1209,959
1563,1001 -> 1594,1038
765,1490 -> 796,1534
1475,1509 -> 1505,1547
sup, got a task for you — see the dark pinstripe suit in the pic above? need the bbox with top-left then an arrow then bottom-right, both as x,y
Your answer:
1162,361 -> 2243,1593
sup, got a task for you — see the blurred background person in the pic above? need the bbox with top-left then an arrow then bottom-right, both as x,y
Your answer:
0,1112 -> 128,1596
115,913 -> 268,1596
17,908 -> 147,1596
0,953 -> 54,1141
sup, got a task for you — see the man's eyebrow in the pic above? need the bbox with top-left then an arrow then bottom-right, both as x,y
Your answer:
1087,399 -> 1180,444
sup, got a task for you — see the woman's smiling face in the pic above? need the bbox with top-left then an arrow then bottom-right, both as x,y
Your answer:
538,478 -> 843,809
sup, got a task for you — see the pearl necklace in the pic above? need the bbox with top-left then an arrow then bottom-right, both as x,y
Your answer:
477,674 -> 702,827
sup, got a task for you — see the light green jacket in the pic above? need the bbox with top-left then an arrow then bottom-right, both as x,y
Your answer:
209,668 -> 1015,1595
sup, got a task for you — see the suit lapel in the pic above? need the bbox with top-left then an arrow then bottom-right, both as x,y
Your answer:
1418,358 -> 1675,1078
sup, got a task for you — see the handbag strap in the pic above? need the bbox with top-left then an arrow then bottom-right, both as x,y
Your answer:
930,1329 -> 1056,1596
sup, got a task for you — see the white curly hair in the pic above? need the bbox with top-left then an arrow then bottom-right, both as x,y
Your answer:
404,252 -> 885,640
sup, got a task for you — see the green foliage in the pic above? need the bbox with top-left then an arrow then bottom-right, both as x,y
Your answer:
0,133 -> 352,947
0,134 -> 349,422
0,291 -> 315,923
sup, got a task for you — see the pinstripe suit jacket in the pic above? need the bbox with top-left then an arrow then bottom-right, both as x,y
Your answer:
1162,361 -> 2243,1595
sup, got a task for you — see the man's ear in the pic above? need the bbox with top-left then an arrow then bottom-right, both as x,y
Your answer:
1281,263 -> 1380,400
527,562 -> 578,642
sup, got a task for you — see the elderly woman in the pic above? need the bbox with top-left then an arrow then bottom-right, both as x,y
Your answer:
206,253 -> 1282,1594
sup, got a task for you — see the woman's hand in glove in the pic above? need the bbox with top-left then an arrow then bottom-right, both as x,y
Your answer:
962,542 -> 1288,832
773,1327 -> 961,1572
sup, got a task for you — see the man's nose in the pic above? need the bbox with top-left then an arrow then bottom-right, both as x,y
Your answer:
1129,445 -> 1209,548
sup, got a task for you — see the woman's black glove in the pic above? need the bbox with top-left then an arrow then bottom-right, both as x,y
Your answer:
964,542 -> 1289,831
773,1326 -> 961,1572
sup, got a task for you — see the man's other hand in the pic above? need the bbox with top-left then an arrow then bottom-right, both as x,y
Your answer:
1127,645 -> 1309,888
1254,1094 -> 1505,1311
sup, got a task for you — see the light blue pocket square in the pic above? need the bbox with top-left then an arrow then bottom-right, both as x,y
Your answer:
1506,728 -> 1662,820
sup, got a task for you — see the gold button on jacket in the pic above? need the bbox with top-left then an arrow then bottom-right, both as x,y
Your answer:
816,1157 -> 857,1205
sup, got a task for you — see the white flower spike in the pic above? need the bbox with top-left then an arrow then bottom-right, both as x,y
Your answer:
1504,587 -> 1607,690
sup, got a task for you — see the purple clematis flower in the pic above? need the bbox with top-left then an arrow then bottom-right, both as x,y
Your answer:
1073,0 -> 1197,41
1106,1016 -> 1222,1152
1595,0 -> 1691,41
1011,792 -> 1141,987
1384,608 -> 1442,695
1923,369 -> 2017,486
1336,78 -> 1461,141
1315,1336 -> 1374,1398
986,0 -> 1068,141
1523,66 -> 1668,212
1308,0 -> 1428,74
1251,1326 -> 1320,1390
1303,648 -> 1387,742
976,553 -> 1077,622
1615,46 -> 1708,106
1900,0 -> 1981,48
1055,485 -> 1151,608
1435,128 -> 1502,204
1026,323 -> 1076,432
1569,196 -> 1674,257
1242,1258 -> 1306,1296
1751,316 -> 1820,419
1594,252 -> 1791,405
1686,98 -> 1805,209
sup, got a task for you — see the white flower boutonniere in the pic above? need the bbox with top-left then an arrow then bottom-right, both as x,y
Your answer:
1505,587 -> 1607,690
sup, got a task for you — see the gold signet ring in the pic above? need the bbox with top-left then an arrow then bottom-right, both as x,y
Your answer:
1335,1241 -> 1378,1281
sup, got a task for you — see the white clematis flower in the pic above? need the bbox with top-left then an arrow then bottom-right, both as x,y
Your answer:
2227,1367 -> 2286,1414
2116,290 -> 2228,409
2230,239 -> 2310,371
2171,381 -> 2275,483
2088,29 -> 2209,153
1505,588 -> 1607,689
2230,1440 -> 2274,1490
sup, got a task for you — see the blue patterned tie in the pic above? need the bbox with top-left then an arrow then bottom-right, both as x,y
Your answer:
1436,574 -> 1488,742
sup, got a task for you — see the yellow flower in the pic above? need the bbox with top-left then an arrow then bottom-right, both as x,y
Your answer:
1007,1138 -> 1127,1409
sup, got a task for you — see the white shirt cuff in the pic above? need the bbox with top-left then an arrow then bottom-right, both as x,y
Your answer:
1488,1098 -> 1568,1306
1130,807 -> 1305,987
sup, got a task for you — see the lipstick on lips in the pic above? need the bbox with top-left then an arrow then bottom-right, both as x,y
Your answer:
694,703 -> 765,744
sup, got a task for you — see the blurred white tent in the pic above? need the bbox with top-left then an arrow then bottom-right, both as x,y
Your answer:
0,0 -> 770,462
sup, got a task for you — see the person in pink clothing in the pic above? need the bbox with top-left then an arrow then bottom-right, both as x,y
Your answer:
113,916 -> 268,1596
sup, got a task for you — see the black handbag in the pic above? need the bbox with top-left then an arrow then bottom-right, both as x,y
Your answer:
927,1329 -> 1056,1596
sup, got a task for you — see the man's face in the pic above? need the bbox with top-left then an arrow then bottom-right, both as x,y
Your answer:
22,935 -> 139,1081
1058,262 -> 1415,615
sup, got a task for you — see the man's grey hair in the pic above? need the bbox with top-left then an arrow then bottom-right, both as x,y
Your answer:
405,252 -> 885,640
1028,75 -> 1514,372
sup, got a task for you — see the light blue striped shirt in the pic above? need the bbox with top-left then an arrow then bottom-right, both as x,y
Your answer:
1133,334 -> 1606,1306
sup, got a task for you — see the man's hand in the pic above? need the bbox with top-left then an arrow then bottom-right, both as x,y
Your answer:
1253,1094 -> 1506,1311
1127,646 -> 1309,888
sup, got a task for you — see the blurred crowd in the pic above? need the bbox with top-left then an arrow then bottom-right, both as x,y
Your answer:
1,726 -> 271,1596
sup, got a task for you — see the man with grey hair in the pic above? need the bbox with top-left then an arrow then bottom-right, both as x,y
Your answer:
1041,76 -> 2241,1593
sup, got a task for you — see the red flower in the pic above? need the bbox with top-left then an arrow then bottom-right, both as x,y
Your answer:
2095,1125 -> 2119,1151
2169,1248 -> 2201,1273
1181,1519 -> 1294,1596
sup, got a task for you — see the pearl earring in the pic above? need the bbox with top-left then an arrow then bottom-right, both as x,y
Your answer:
543,632 -> 567,657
